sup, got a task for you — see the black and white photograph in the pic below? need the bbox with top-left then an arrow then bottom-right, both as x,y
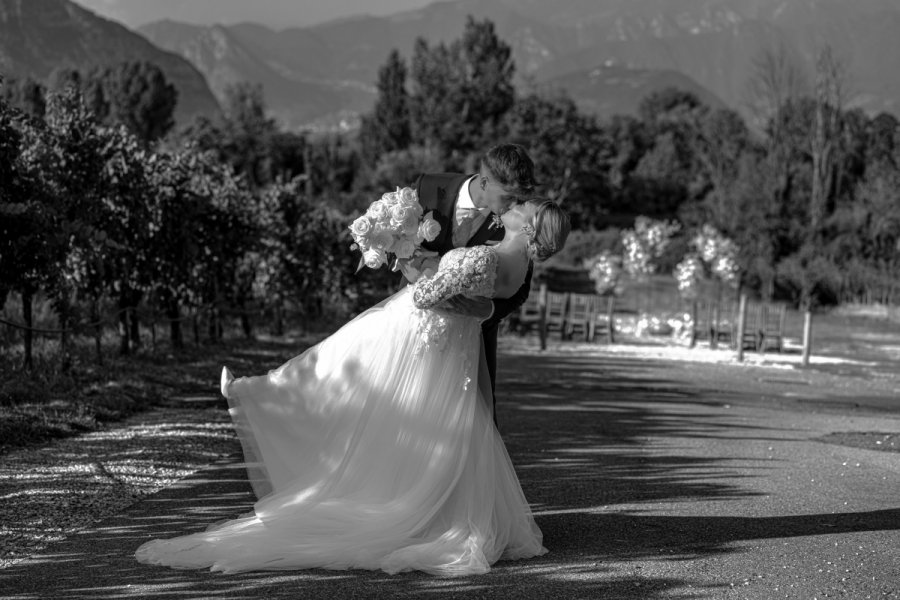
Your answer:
1,0 -> 899,598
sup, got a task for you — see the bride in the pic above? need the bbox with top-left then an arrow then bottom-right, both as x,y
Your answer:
135,198 -> 570,576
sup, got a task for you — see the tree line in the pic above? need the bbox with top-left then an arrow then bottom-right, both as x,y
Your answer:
1,68 -> 383,370
2,17 -> 900,370
358,24 -> 900,313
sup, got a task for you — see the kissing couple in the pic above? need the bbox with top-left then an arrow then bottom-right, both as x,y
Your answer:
136,143 -> 570,576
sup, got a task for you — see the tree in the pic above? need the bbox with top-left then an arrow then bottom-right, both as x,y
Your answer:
186,83 -> 278,189
45,62 -> 177,143
458,16 -> 515,146
631,88 -> 711,220
359,49 -> 411,165
99,126 -> 157,355
46,68 -> 83,95
409,37 -> 466,157
690,108 -> 753,233
37,88 -> 113,365
0,89 -> 53,369
809,46 -> 846,240
369,144 -> 444,192
99,61 -> 178,144
867,112 -> 898,168
0,76 -> 47,119
409,16 -> 515,162
504,91 -> 611,228
638,87 -> 707,125
744,43 -> 809,135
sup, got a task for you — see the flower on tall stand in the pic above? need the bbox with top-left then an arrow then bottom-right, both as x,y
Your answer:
621,217 -> 681,332
584,251 -> 623,297
694,224 -> 739,286
674,254 -> 704,300
621,216 -> 681,280
584,251 -> 624,343
674,224 -> 741,348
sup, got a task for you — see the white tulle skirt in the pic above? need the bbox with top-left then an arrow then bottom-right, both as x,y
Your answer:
135,287 -> 546,576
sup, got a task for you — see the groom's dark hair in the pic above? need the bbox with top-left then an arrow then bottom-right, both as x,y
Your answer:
481,143 -> 537,196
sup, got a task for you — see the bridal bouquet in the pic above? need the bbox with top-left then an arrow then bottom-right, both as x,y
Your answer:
349,186 -> 441,273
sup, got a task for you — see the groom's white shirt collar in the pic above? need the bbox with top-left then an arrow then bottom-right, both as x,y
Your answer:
455,175 -> 478,215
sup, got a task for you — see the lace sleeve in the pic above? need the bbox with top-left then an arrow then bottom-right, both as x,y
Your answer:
412,247 -> 498,310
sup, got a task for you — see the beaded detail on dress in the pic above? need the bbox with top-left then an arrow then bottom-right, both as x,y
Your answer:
412,246 -> 497,309
409,246 -> 497,355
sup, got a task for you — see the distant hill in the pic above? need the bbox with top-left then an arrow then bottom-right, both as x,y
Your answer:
136,1 -> 577,129
519,0 -> 900,117
12,0 -> 900,130
543,63 -> 726,119
137,19 -> 375,130
0,0 -> 220,123
137,0 -> 900,129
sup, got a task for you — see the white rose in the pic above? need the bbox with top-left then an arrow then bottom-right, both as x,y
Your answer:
381,190 -> 401,206
418,212 -> 441,242
369,226 -> 395,252
394,239 -> 416,260
363,248 -> 386,269
367,200 -> 390,221
349,215 -> 373,240
390,204 -> 413,224
399,186 -> 418,206
389,205 -> 420,235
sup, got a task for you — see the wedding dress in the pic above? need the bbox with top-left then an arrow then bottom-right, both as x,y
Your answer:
135,245 -> 546,576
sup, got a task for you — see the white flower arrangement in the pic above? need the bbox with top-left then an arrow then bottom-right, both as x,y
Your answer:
674,254 -> 704,299
584,251 -> 624,296
692,224 -> 739,285
621,216 -> 681,280
673,225 -> 740,299
349,186 -> 441,272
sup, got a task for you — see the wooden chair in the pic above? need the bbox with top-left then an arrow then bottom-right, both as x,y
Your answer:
690,299 -> 711,345
714,300 -> 737,346
544,291 -> 569,340
564,293 -> 594,341
589,295 -> 616,343
738,302 -> 763,350
513,288 -> 544,336
758,302 -> 787,352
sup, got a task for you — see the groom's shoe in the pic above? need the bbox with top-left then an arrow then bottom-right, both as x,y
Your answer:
221,367 -> 235,398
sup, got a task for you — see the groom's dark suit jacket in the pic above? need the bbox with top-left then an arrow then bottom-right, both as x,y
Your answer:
413,173 -> 533,421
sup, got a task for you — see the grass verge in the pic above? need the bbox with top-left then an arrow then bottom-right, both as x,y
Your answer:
0,334 -> 321,455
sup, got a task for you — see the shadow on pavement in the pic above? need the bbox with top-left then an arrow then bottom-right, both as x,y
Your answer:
2,350 -> 898,599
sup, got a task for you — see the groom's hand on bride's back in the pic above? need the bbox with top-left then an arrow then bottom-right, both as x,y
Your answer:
437,295 -> 493,322
398,252 -> 440,284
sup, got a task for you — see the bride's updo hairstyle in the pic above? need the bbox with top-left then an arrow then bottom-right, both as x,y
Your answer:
522,199 -> 570,263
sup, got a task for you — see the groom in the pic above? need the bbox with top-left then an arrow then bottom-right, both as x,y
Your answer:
403,143 -> 537,424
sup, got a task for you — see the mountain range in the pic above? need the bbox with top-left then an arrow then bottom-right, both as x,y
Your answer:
136,0 -> 900,128
0,0 -> 220,122
4,0 -> 900,130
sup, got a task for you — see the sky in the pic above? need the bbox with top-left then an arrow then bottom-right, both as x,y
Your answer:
70,0 -> 438,29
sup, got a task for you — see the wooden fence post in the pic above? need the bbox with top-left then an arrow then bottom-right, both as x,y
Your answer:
538,283 -> 548,351
801,310 -> 813,367
736,293 -> 748,362
606,295 -> 615,344
689,299 -> 698,348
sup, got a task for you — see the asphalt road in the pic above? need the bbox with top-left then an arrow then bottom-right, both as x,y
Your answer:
1,347 -> 899,599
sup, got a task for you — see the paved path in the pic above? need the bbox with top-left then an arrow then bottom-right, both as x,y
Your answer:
1,347 -> 899,599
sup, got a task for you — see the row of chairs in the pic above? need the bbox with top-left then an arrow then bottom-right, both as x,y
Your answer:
732,301 -> 787,352
508,285 -> 615,347
510,288 -> 789,354
694,299 -> 787,352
